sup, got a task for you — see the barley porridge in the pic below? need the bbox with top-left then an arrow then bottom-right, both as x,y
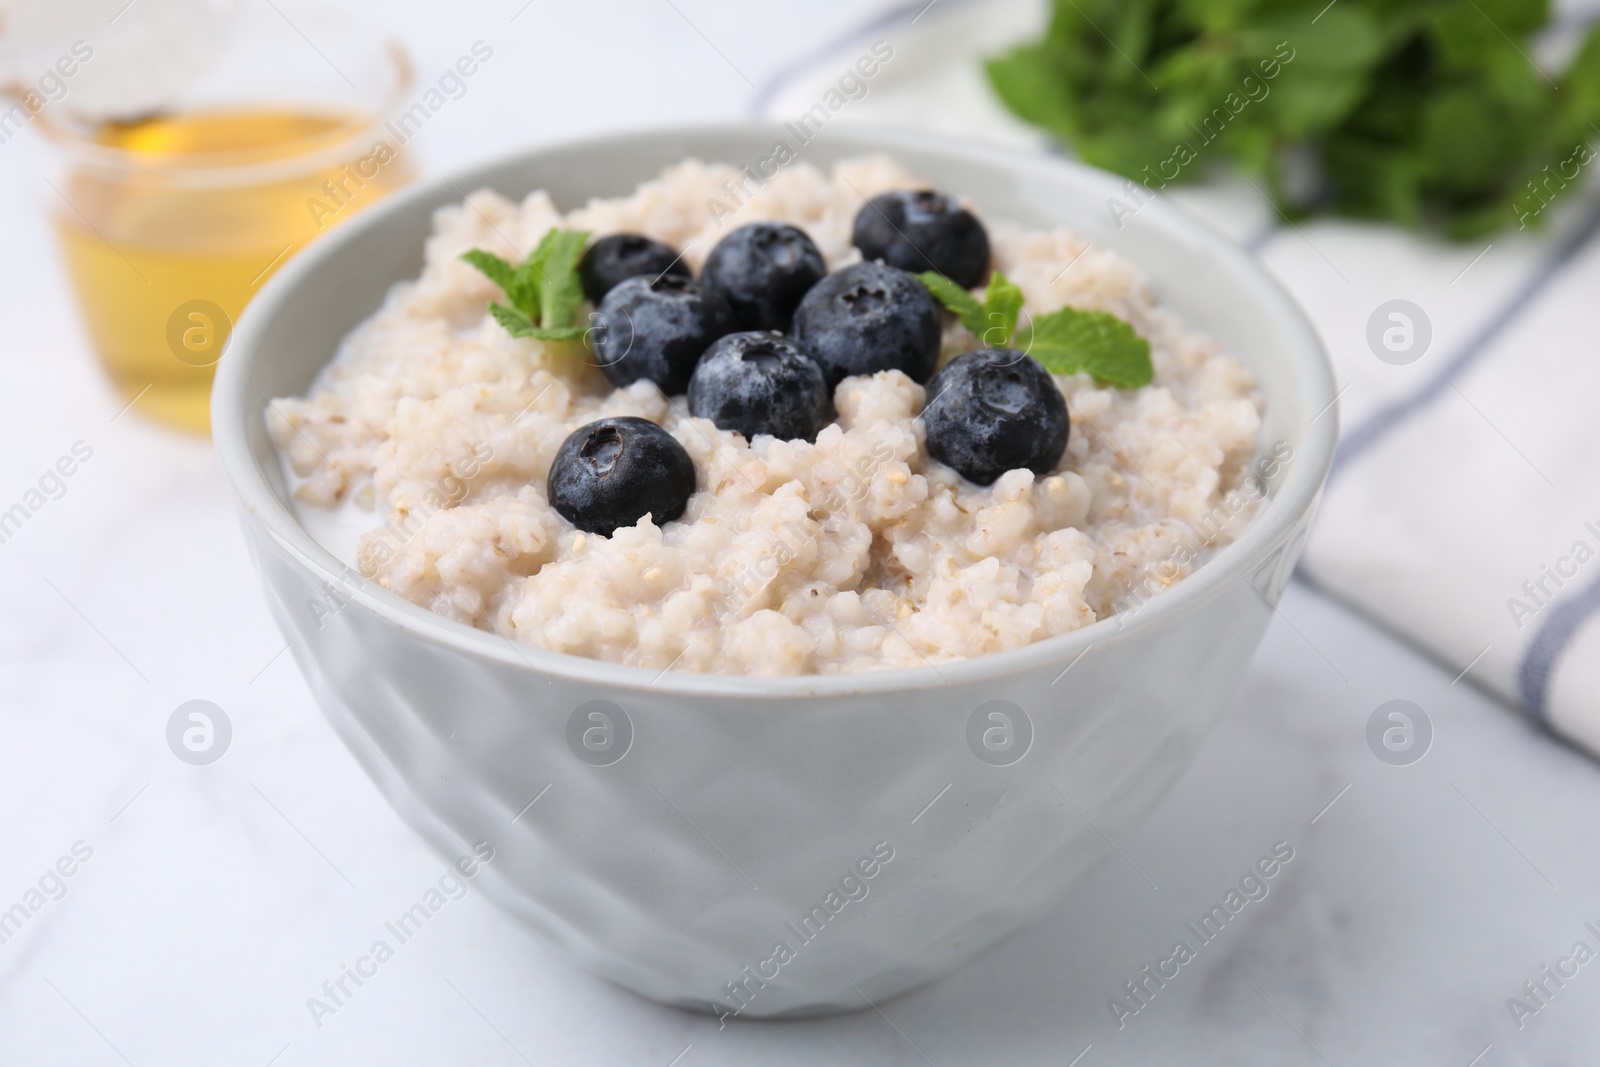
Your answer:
269,154 -> 1269,675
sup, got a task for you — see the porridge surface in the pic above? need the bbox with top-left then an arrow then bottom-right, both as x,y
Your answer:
270,155 -> 1265,675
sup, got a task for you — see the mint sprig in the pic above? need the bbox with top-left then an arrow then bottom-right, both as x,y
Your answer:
462,227 -> 592,341
917,270 -> 1153,389
917,271 -> 1021,345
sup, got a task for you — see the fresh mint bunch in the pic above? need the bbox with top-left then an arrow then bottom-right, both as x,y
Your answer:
462,228 -> 591,341
918,270 -> 1153,388
986,0 -> 1600,238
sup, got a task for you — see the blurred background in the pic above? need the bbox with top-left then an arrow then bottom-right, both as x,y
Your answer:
3,0 -> 1600,1063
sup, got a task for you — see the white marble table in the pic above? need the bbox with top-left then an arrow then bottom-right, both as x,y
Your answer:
2,1 -> 1598,1064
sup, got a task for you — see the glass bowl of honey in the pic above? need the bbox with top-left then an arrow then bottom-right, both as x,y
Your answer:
33,1 -> 415,432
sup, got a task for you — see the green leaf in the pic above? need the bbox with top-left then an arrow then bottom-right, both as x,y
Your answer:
1323,136 -> 1426,229
1262,69 -> 1373,138
1562,23 -> 1600,123
1239,8 -> 1383,73
488,305 -> 587,342
1175,0 -> 1258,33
917,271 -> 988,337
981,272 -> 1024,346
464,227 -> 593,341
464,248 -> 540,318
488,302 -> 538,338
524,324 -> 590,342
1483,0 -> 1550,36
1018,306 -> 1153,388
1418,85 -> 1528,195
461,249 -> 523,305
525,227 -> 591,331
919,270 -> 1028,347
985,45 -> 1083,141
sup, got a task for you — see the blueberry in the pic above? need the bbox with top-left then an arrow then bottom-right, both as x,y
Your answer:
791,262 -> 942,386
921,349 -> 1068,486
852,189 -> 990,288
700,222 -> 827,332
592,275 -> 735,395
687,332 -> 830,442
578,234 -> 689,302
547,416 -> 696,536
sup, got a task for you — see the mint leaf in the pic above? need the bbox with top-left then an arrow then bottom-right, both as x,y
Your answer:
1018,306 -> 1152,388
984,44 -> 1082,140
919,270 -> 1029,348
981,272 -> 1023,347
917,271 -> 987,337
464,248 -> 541,323
461,249 -> 523,303
487,302 -> 537,338
524,324 -> 589,342
463,227 -> 592,341
488,307 -> 587,344
525,228 -> 590,331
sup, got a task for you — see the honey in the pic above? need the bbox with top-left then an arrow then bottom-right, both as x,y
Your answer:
53,107 -> 411,432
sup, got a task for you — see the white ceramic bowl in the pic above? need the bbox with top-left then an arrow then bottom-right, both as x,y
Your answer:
214,124 -> 1336,1018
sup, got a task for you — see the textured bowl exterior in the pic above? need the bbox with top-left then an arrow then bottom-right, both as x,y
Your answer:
215,125 -> 1336,1017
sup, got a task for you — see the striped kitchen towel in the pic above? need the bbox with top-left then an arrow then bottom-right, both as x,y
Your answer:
756,0 -> 1600,757
1297,203 -> 1600,755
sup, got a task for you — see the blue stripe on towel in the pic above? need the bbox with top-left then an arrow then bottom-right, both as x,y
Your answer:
1328,196 -> 1600,485
1313,195 -> 1600,722
1518,572 -> 1600,720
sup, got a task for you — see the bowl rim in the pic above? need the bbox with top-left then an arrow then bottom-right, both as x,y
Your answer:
213,121 -> 1337,700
